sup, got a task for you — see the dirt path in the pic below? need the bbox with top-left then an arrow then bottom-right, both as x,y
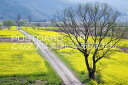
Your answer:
19,29 -> 83,85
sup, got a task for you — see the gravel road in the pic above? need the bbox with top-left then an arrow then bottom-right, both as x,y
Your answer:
19,29 -> 83,85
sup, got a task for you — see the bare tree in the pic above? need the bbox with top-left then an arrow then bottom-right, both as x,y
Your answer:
16,14 -> 21,22
54,2 -> 121,80
16,14 -> 21,26
27,15 -> 32,24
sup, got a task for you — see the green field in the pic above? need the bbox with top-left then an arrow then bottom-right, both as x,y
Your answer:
22,27 -> 128,85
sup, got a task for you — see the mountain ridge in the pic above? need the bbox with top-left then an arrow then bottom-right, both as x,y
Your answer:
0,0 -> 127,22
0,0 -> 71,20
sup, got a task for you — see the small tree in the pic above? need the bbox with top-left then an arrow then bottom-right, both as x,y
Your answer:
16,14 -> 21,26
51,18 -> 56,26
55,2 -> 121,80
16,14 -> 21,22
17,20 -> 27,27
3,20 -> 14,30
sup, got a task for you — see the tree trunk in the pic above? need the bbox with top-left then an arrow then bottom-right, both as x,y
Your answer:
88,70 -> 95,80
84,52 -> 95,80
8,27 -> 10,30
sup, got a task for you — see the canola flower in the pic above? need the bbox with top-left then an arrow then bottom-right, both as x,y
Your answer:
0,27 -> 61,84
22,27 -> 128,85
0,43 -> 48,76
0,26 -> 25,38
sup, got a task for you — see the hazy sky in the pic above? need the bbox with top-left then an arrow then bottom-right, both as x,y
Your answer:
62,0 -> 128,14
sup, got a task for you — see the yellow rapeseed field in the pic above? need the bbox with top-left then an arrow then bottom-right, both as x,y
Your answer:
0,42 -> 61,84
22,27 -> 128,85
0,27 -> 61,85
0,26 -> 25,38
0,43 -> 47,76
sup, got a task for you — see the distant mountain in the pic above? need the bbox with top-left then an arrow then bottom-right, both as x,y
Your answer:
0,0 -> 127,22
0,0 -> 71,20
0,0 -> 32,20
